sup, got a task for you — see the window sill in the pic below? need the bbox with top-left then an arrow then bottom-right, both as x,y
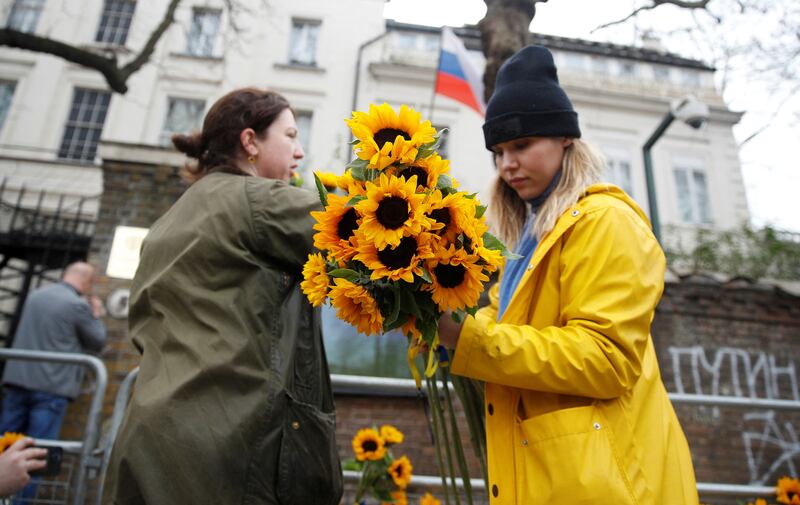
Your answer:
273,62 -> 325,74
169,52 -> 224,63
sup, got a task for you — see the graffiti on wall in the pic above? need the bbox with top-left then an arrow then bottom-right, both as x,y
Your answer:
669,346 -> 800,485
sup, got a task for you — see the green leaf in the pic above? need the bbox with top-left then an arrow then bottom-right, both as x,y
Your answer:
419,268 -> 433,283
475,205 -> 487,219
483,231 -> 521,259
349,138 -> 360,146
327,268 -> 359,281
436,174 -> 454,190
313,173 -> 328,206
466,305 -> 478,317
347,157 -> 369,171
346,195 -> 366,207
450,310 -> 465,323
463,192 -> 477,199
400,289 -> 423,320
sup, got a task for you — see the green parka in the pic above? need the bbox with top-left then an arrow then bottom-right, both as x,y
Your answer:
103,172 -> 342,505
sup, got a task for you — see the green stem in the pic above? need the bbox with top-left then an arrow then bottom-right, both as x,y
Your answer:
430,373 -> 461,505
440,368 -> 474,504
426,376 -> 451,505
452,375 -> 488,484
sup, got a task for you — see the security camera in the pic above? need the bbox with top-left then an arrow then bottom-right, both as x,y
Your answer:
670,96 -> 709,130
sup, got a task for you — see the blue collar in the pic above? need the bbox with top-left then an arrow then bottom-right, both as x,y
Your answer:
527,170 -> 562,212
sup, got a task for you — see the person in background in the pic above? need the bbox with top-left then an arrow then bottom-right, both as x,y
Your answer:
438,45 -> 699,504
103,87 -> 343,505
1,261 -> 106,501
0,437 -> 47,497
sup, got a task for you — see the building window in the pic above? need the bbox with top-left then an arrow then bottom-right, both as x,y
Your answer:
58,88 -> 111,162
619,60 -> 637,78
605,157 -> 634,196
6,0 -> 45,33
293,110 -> 312,171
288,19 -> 320,66
95,0 -> 136,45
681,69 -> 701,88
186,8 -> 220,57
160,97 -> 205,146
674,167 -> 712,224
321,305 -> 411,378
591,56 -> 609,76
653,65 -> 670,82
562,52 -> 585,72
0,81 -> 16,132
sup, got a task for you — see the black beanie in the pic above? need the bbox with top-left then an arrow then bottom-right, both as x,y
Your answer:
482,45 -> 581,149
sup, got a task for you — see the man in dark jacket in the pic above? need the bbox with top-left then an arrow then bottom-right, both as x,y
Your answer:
1,261 -> 107,439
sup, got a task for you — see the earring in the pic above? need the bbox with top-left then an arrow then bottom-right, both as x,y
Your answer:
248,155 -> 256,164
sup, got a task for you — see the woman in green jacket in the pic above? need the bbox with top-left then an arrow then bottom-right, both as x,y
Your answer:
438,46 -> 699,504
104,88 -> 342,505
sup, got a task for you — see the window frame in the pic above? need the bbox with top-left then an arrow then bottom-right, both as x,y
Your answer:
0,80 -> 17,134
57,87 -> 112,162
95,0 -> 136,46
6,0 -> 45,33
159,96 -> 206,147
673,165 -> 713,225
186,8 -> 221,58
288,18 -> 321,67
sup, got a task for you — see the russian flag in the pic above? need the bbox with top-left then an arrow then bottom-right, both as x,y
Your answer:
435,27 -> 486,116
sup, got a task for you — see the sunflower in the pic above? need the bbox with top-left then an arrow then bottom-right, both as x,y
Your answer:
380,425 -> 404,445
352,428 -> 386,461
420,493 -> 442,505
356,173 -> 433,249
425,190 -> 478,243
387,455 -> 413,489
300,253 -> 330,307
355,232 -> 434,283
346,103 -> 437,170
311,193 -> 360,262
381,490 -> 408,505
0,432 -> 24,453
336,169 -> 366,195
401,316 -> 422,340
315,171 -> 339,191
476,245 -> 504,274
328,278 -> 384,335
426,244 -> 489,311
390,153 -> 450,190
778,476 -> 800,505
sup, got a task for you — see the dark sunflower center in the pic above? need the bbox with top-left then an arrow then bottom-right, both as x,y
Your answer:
428,208 -> 451,231
336,208 -> 359,240
398,166 -> 428,186
373,128 -> 411,148
393,466 -> 403,477
362,440 -> 378,452
434,263 -> 466,288
376,196 -> 409,229
377,236 -> 417,270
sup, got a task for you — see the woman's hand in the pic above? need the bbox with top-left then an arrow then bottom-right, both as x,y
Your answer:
438,311 -> 464,350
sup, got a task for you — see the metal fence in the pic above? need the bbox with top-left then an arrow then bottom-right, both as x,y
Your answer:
0,349 -> 107,505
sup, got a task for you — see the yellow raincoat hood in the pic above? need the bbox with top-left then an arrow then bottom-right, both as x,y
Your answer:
452,184 -> 699,504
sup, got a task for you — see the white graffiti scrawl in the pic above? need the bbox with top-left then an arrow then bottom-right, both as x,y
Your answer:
669,346 -> 800,485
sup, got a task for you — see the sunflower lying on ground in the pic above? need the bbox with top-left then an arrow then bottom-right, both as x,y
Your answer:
737,475 -> 800,505
344,425 -> 441,505
301,103 -> 510,386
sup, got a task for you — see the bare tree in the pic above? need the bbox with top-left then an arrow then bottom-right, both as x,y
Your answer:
0,0 -> 181,94
477,0 -> 548,101
592,0 -> 799,146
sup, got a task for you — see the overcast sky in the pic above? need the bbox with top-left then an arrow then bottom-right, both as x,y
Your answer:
383,0 -> 800,233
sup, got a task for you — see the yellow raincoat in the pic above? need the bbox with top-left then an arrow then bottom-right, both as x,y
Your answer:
451,184 -> 699,504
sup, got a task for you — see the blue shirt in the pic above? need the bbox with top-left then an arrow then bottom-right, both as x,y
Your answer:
497,213 -> 538,320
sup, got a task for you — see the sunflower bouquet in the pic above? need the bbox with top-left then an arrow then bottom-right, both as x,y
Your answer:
0,432 -> 24,453
301,103 -> 508,386
345,424 -> 441,505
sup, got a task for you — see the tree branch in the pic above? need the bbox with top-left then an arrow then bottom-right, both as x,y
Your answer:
119,0 -> 181,84
592,0 -> 712,33
0,0 -> 182,94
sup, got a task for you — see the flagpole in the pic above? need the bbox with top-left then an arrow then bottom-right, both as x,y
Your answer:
428,26 -> 446,126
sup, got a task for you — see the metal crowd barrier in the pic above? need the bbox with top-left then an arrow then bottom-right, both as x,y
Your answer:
93,368 -> 798,502
0,349 -> 107,505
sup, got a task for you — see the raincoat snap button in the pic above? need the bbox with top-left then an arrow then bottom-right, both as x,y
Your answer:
571,210 -> 580,217
487,403 -> 494,415
593,422 -> 601,430
521,439 -> 528,446
492,484 -> 499,497
526,264 -> 534,271
291,421 -> 300,430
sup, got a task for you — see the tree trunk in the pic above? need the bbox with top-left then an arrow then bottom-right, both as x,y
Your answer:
478,0 -> 543,101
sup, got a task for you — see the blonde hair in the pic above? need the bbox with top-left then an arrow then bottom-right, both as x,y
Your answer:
489,138 -> 605,249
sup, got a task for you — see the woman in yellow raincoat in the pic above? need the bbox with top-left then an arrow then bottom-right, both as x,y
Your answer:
438,45 -> 699,504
